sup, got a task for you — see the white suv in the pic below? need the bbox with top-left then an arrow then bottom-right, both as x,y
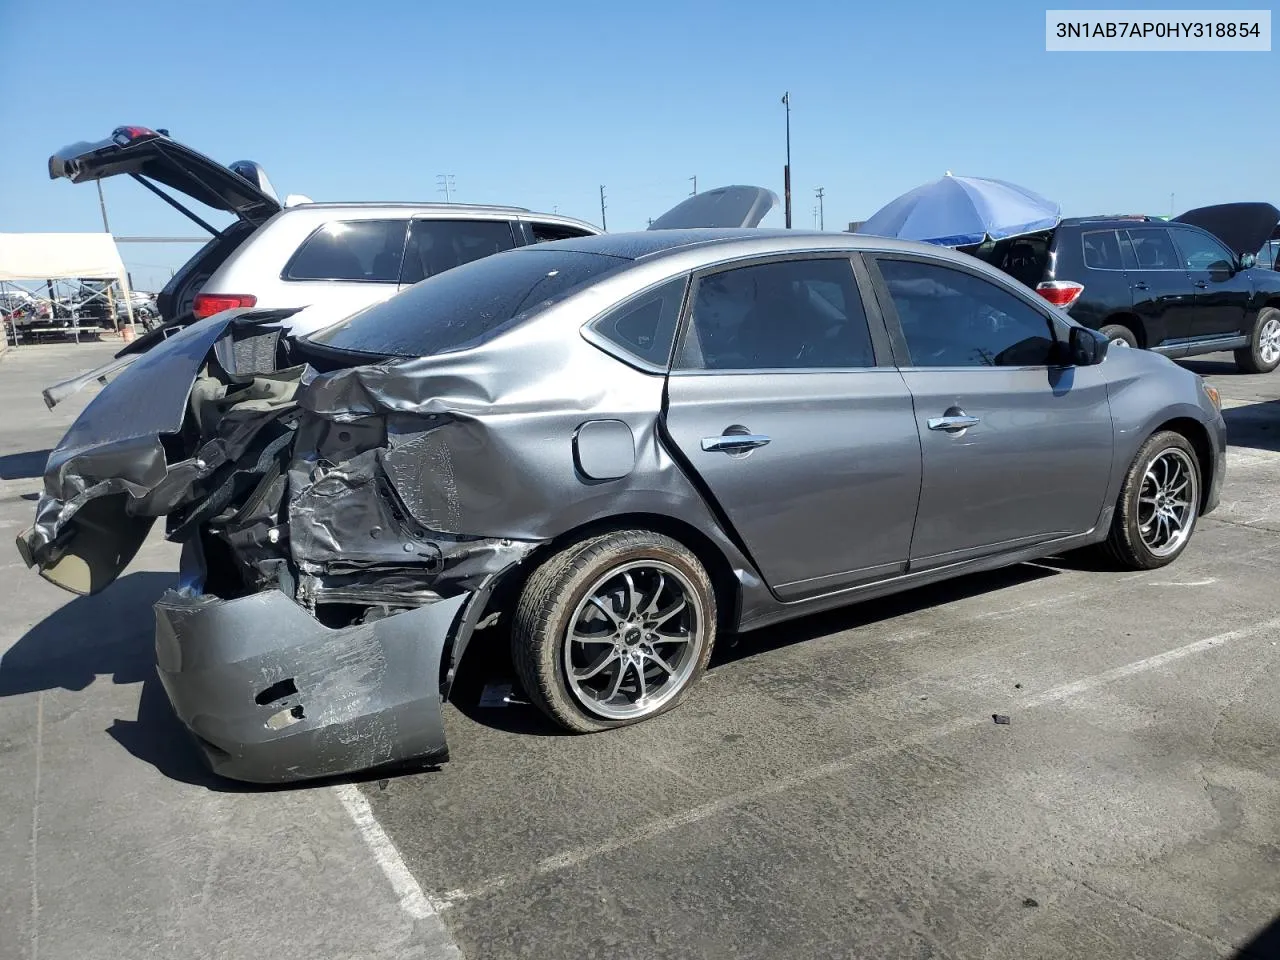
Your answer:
194,202 -> 600,337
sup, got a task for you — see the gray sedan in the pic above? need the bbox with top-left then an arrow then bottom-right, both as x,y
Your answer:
17,229 -> 1226,782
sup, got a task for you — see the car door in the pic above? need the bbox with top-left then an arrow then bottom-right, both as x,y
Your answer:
662,255 -> 922,601
1167,224 -> 1252,341
868,255 -> 1113,568
1122,227 -> 1196,350
398,218 -> 519,289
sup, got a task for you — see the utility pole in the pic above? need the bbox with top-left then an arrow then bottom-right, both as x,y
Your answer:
815,186 -> 825,231
599,185 -> 607,231
436,174 -> 456,203
95,180 -> 122,333
1169,192 -> 1175,217
689,176 -> 697,196
647,217 -> 654,227
781,91 -> 792,229
813,205 -> 819,229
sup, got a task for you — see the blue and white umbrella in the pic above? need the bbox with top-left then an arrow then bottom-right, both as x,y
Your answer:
858,173 -> 1060,247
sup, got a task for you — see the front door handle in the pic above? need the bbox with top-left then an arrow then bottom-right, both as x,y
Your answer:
702,433 -> 771,453
1194,280 -> 1209,289
1132,282 -> 1149,291
927,414 -> 981,433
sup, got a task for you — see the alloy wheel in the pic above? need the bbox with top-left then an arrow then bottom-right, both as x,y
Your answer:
1137,448 -> 1198,558
1259,316 -> 1280,366
563,560 -> 703,720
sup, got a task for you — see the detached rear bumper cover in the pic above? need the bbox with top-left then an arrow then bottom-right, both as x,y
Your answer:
155,589 -> 466,783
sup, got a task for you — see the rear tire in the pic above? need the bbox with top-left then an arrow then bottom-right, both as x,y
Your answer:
1234,307 -> 1280,374
1099,323 -> 1139,349
1102,430 -> 1201,570
511,530 -> 716,733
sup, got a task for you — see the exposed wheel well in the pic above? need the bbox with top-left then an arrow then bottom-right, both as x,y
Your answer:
1103,313 -> 1147,348
465,513 -> 742,672
1154,417 -> 1215,512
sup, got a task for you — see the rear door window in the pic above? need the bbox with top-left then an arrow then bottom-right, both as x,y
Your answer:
1118,231 -> 1139,270
674,257 -> 876,370
1126,228 -> 1181,270
1081,230 -> 1123,270
284,220 -> 409,282
399,219 -> 518,285
529,221 -> 598,243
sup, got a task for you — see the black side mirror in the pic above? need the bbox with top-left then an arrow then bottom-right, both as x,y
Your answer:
1068,325 -> 1108,365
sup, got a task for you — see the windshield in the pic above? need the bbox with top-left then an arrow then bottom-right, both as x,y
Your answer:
309,249 -> 628,357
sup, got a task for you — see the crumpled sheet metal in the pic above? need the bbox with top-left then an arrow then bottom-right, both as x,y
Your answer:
154,588 -> 466,783
24,311 -> 295,561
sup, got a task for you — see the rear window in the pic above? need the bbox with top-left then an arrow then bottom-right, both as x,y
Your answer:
1082,230 -> 1122,269
308,249 -> 626,357
284,220 -> 409,282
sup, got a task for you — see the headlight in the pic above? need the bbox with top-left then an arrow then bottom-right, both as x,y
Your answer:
1200,378 -> 1221,413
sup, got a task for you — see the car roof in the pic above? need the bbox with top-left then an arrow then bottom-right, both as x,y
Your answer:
288,201 -> 592,223
526,227 -> 981,265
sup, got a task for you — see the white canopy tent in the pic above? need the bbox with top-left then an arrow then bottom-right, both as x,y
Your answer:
0,232 -> 136,344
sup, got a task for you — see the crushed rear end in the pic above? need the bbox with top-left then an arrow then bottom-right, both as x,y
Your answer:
17,311 -> 539,782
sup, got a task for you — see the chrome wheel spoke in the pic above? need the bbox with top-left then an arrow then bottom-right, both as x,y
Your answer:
634,659 -> 648,701
605,657 -> 630,701
646,649 -> 676,675
622,571 -> 642,619
588,595 -> 622,627
571,629 -> 616,645
573,651 -> 620,681
651,597 -> 687,629
641,572 -> 666,617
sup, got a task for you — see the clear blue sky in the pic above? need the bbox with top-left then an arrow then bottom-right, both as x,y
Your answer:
1,0 -> 1275,291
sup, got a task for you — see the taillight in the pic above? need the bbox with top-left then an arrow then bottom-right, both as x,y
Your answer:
1035,280 -> 1085,309
112,125 -> 158,142
192,293 -> 257,318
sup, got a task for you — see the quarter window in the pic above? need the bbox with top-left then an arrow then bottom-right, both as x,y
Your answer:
1082,230 -> 1122,270
589,276 -> 687,368
1126,228 -> 1180,270
1169,228 -> 1235,271
399,219 -> 517,285
877,259 -> 1057,368
674,258 -> 875,371
284,220 -> 409,282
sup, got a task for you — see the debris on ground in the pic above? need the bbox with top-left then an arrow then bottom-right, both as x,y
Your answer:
992,714 -> 1011,725
1023,897 -> 1039,908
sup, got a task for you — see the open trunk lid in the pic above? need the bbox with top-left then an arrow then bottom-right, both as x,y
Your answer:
647,185 -> 779,230
49,126 -> 282,224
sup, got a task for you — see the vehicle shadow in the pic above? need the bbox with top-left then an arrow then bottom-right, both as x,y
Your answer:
1221,398 -> 1280,453
1179,358 -> 1242,377
457,561 -> 1062,739
1232,912 -> 1280,959
0,448 -> 51,479
714,563 -> 1057,666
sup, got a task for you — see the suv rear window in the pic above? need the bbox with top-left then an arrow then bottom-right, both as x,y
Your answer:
309,249 -> 626,357
1081,230 -> 1122,270
398,219 -> 517,285
284,220 -> 409,282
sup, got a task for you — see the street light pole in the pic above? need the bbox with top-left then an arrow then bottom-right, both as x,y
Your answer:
782,92 -> 792,229
689,175 -> 697,196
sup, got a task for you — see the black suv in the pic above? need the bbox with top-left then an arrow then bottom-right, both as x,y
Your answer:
974,202 -> 1280,374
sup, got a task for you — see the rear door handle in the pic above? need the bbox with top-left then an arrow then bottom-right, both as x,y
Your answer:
1131,282 -> 1149,290
1194,281 -> 1209,288
702,433 -> 771,452
927,415 -> 981,433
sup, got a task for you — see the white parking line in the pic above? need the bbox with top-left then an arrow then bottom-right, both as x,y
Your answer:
434,615 -> 1280,909
332,783 -> 462,957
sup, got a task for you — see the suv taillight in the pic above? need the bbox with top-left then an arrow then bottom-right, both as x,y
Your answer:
192,293 -> 257,319
1035,280 -> 1084,309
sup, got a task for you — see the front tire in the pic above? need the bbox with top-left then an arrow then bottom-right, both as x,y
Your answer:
1103,431 -> 1201,570
1234,307 -> 1280,374
511,530 -> 716,733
